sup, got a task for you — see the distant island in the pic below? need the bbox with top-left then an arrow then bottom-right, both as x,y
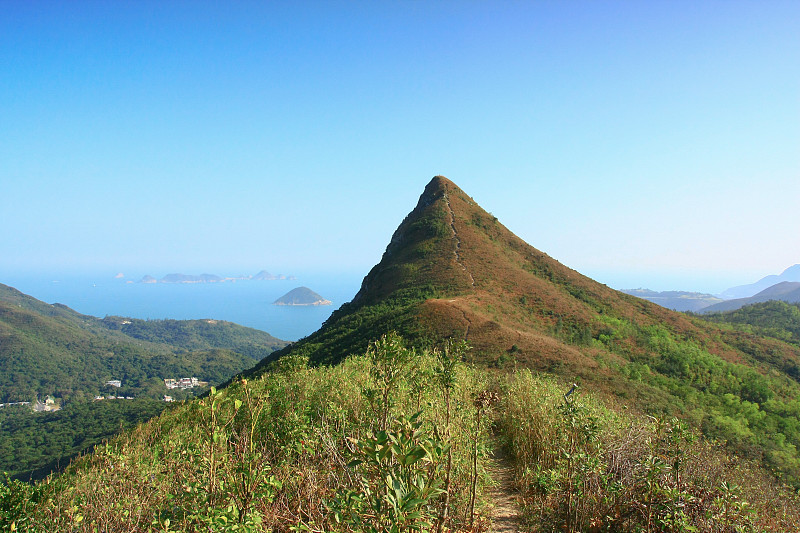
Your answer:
137,270 -> 297,284
273,287 -> 332,306
161,273 -> 223,284
620,289 -> 723,312
252,270 -> 294,281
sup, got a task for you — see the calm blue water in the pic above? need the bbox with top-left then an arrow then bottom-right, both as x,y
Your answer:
0,272 -> 364,342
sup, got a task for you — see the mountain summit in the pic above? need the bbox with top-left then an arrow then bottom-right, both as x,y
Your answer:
253,176 -> 725,378
345,175 -> 628,363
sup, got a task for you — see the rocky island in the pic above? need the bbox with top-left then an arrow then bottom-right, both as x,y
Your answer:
273,287 -> 332,306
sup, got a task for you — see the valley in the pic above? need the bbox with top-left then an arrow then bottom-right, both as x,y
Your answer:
0,286 -> 289,479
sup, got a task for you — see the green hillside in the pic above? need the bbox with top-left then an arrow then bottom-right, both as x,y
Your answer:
0,284 -> 288,480
0,283 -> 288,403
7,336 -> 800,531
701,300 -> 800,347
6,177 -> 800,530
239,177 -> 800,488
99,316 -> 287,359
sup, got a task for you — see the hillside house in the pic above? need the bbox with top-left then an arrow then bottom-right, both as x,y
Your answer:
33,396 -> 59,412
164,377 -> 207,389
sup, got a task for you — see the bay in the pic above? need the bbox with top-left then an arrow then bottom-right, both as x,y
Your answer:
1,271 -> 364,342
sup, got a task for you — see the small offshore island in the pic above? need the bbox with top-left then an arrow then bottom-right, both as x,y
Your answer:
273,287 -> 332,306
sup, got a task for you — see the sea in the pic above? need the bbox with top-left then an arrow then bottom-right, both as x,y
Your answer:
1,271 -> 365,342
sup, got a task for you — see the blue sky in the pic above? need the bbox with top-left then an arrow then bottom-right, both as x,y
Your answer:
2,1 -> 798,293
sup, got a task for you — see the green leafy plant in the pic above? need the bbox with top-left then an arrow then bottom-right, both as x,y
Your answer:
333,412 -> 446,533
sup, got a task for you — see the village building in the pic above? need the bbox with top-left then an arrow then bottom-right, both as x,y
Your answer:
164,377 -> 207,389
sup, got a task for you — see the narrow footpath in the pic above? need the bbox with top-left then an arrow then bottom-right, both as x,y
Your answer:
486,443 -> 523,533
443,192 -> 476,288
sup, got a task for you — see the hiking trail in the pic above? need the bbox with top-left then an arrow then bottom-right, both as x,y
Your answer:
443,192 -> 476,288
486,441 -> 523,533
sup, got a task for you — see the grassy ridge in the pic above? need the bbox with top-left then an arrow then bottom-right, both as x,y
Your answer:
6,334 -> 799,531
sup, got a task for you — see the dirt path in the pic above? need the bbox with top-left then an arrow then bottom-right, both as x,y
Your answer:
486,443 -> 523,532
459,307 -> 472,340
443,192 -> 476,288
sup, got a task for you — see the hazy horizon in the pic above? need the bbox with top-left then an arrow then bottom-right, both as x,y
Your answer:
0,260 -> 790,298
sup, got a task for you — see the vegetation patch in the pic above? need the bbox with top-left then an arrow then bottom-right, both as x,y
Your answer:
4,334 -> 799,531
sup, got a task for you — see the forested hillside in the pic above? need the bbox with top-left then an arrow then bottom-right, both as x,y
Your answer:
0,283 -> 287,402
701,300 -> 800,347
99,316 -> 287,358
0,283 -> 288,481
0,400 -> 169,480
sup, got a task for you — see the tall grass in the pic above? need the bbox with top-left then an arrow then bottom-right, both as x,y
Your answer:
13,334 -> 494,532
500,369 -> 800,532
5,335 -> 800,532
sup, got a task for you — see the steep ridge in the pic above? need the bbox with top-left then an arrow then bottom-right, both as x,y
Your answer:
253,176 -> 763,380
245,176 -> 800,483
444,188 -> 476,288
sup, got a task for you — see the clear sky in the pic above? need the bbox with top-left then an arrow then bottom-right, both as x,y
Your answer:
2,1 -> 798,293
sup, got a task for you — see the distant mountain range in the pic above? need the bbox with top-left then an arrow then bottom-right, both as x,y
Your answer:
700,281 -> 800,314
138,270 -> 296,283
620,289 -> 723,312
625,264 -> 800,314
720,264 -> 800,300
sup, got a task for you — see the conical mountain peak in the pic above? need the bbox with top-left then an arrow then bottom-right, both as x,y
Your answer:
352,175 -> 478,306
246,176 -> 800,472
255,175 -> 650,370
415,175 -> 458,207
